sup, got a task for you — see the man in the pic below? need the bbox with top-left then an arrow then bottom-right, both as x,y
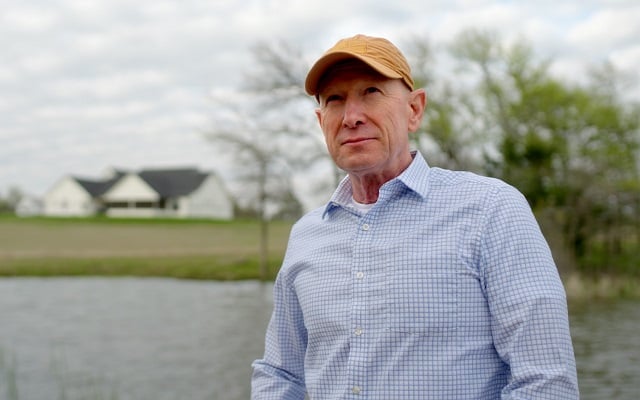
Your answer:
252,34 -> 579,399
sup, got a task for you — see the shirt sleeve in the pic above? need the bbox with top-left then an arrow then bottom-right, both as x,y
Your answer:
480,184 -> 579,399
251,269 -> 308,400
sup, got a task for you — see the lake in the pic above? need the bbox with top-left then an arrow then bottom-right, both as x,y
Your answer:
0,278 -> 638,399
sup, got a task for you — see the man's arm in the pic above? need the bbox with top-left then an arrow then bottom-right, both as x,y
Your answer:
481,185 -> 579,399
251,273 -> 307,400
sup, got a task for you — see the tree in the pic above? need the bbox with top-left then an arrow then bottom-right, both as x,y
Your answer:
243,40 -> 344,192
205,40 -> 337,279
205,93 -> 302,280
447,29 -> 640,274
0,186 -> 23,214
406,35 -> 485,172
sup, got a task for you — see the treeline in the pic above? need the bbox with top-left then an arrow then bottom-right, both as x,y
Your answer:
410,30 -> 639,277
207,29 -> 639,278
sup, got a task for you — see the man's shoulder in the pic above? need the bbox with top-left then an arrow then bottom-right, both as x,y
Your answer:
428,167 -> 510,191
421,167 -> 530,211
289,205 -> 326,232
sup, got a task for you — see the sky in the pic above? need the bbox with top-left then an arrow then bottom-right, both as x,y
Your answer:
2,0 -> 639,206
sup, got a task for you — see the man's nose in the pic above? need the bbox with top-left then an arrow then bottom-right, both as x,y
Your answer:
342,97 -> 365,128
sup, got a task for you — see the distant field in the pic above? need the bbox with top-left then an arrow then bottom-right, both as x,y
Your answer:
0,217 -> 293,280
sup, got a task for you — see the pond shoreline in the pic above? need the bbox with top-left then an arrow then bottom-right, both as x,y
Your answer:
564,273 -> 640,303
1,268 -> 638,303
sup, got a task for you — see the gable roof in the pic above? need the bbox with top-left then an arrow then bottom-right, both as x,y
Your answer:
74,172 -> 125,197
137,168 -> 209,197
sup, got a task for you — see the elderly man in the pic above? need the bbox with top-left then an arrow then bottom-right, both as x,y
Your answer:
251,34 -> 579,399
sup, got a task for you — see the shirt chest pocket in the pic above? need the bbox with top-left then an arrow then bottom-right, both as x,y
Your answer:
385,258 -> 460,335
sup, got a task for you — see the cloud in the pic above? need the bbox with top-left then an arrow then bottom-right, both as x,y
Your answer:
567,5 -> 640,53
2,5 -> 59,32
1,0 -> 639,199
46,70 -> 173,100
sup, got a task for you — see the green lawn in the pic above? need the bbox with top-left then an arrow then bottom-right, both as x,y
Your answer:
0,216 -> 293,280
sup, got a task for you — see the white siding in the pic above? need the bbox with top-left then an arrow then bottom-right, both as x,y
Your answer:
181,174 -> 234,220
102,174 -> 159,202
43,177 -> 96,217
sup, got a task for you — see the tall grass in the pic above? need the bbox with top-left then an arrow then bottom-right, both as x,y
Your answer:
0,346 -> 119,400
0,347 -> 19,400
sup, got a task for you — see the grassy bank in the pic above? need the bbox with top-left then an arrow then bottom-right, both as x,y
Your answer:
0,216 -> 293,281
564,273 -> 640,304
1,216 -> 639,301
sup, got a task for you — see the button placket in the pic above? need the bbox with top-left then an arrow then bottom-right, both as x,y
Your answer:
349,216 -> 373,398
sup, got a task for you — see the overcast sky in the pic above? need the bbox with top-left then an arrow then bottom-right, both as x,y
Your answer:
2,0 -> 639,202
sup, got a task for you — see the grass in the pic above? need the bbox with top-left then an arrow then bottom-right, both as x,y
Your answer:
1,215 -> 639,300
564,273 -> 640,306
0,216 -> 293,281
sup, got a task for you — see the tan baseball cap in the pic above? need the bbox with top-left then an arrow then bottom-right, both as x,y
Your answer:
305,34 -> 414,96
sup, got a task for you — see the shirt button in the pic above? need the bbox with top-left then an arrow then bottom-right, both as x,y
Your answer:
352,386 -> 361,395
361,223 -> 370,231
354,327 -> 363,336
355,271 -> 364,279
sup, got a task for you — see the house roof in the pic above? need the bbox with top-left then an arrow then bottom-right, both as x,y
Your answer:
74,172 -> 125,197
138,168 -> 209,197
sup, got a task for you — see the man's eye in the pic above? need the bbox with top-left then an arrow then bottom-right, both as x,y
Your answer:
325,94 -> 341,104
365,87 -> 381,94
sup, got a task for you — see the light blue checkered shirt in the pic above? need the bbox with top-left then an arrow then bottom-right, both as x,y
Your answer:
252,152 -> 578,399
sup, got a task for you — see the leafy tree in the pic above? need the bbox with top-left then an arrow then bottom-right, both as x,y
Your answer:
448,29 -> 640,274
406,35 -> 485,171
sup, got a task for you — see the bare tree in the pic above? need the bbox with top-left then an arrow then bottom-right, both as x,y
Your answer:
243,40 -> 343,191
204,40 -> 346,279
205,123 -> 292,279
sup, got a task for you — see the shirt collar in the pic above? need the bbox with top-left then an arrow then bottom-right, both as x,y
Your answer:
323,151 -> 431,218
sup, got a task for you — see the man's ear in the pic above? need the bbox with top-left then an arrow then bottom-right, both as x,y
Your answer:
315,108 -> 323,127
408,89 -> 427,132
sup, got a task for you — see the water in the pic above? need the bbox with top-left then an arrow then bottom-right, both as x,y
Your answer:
0,278 -> 638,399
570,300 -> 640,399
0,278 -> 273,400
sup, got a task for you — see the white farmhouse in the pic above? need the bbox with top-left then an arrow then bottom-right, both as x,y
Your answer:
42,167 -> 234,220
43,173 -> 122,217
102,168 -> 234,219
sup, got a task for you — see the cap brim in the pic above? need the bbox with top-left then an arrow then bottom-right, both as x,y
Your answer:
305,51 -> 402,96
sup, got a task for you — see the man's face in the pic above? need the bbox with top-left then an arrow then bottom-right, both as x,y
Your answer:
315,62 -> 425,179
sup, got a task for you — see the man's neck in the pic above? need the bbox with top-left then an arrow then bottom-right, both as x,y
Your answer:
348,152 -> 414,204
